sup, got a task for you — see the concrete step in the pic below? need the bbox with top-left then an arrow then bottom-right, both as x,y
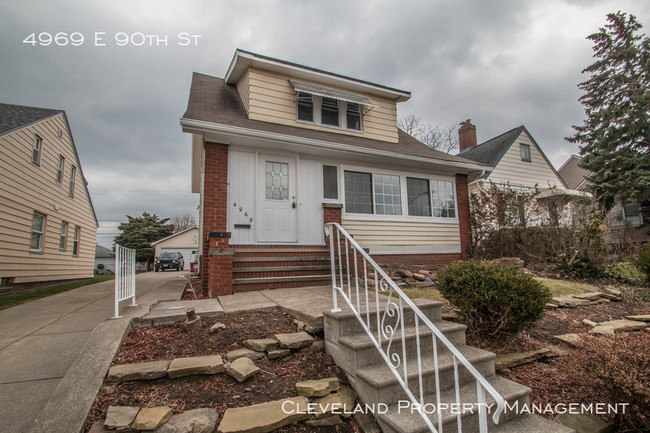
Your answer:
233,248 -> 329,258
233,265 -> 331,273
376,375 -> 531,433
233,256 -> 330,264
328,321 -> 467,371
356,345 -> 496,405
323,298 -> 443,338
232,274 -> 331,285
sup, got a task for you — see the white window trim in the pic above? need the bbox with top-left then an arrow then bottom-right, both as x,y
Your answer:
69,165 -> 76,198
57,155 -> 65,185
59,221 -> 68,251
520,143 -> 532,162
295,94 -> 364,133
32,134 -> 43,166
30,212 -> 45,252
340,164 -> 459,224
322,164 -> 341,203
72,226 -> 80,257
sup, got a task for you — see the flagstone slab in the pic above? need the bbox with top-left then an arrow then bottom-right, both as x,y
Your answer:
296,377 -> 339,397
494,348 -> 553,370
217,397 -> 310,433
595,319 -> 646,332
226,357 -> 260,382
167,355 -> 224,378
626,314 -> 650,322
107,360 -> 171,382
105,406 -> 139,430
554,333 -> 581,347
132,406 -> 173,431
155,408 -> 219,433
245,339 -> 279,352
227,348 -> 265,361
275,332 -> 313,349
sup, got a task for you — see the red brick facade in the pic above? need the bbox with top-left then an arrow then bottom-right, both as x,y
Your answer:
458,121 -> 477,152
201,142 -> 231,296
323,203 -> 342,225
455,173 -> 472,259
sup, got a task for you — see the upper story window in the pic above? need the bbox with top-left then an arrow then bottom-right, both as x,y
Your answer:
346,103 -> 361,131
520,144 -> 531,162
297,92 -> 314,122
32,134 -> 43,166
31,212 -> 45,252
73,226 -> 80,256
321,97 -> 339,126
57,155 -> 65,184
69,165 -> 76,198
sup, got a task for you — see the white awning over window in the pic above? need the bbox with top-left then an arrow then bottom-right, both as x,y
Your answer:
290,80 -> 379,107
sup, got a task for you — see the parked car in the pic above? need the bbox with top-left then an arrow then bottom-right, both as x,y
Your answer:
155,252 -> 185,271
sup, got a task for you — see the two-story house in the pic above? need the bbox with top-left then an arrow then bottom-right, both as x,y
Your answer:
0,103 -> 98,291
180,50 -> 488,296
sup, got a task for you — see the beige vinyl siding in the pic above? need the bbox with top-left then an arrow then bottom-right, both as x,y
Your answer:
487,131 -> 564,189
244,68 -> 399,143
342,220 -> 460,247
236,68 -> 251,113
0,114 -> 97,284
153,227 -> 199,258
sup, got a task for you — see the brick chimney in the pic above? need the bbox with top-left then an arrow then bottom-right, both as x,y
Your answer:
458,119 -> 477,152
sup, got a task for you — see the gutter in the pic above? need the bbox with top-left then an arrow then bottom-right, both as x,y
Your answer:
180,118 -> 492,173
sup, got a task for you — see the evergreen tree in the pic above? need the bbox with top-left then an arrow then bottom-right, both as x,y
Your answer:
567,12 -> 650,209
114,212 -> 174,265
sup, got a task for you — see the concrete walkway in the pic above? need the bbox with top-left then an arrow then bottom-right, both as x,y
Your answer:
0,271 -> 187,433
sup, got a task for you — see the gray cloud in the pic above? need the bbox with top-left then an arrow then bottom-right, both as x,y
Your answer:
1,0 -> 649,245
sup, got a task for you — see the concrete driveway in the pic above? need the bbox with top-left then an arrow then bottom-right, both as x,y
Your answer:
0,271 -> 186,433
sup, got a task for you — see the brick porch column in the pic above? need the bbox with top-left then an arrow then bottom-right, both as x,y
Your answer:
455,174 -> 471,259
208,233 -> 234,297
323,203 -> 342,225
201,142 -> 229,295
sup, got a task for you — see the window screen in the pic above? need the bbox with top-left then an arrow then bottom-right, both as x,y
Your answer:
297,92 -> 313,122
323,165 -> 338,200
374,174 -> 402,215
346,103 -> 361,130
407,177 -> 432,216
431,180 -> 456,218
344,171 -> 372,214
321,97 -> 339,126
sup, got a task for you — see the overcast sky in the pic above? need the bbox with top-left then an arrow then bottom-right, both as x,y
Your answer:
1,0 -> 649,246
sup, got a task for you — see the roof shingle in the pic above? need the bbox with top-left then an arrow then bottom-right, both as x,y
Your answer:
0,103 -> 62,135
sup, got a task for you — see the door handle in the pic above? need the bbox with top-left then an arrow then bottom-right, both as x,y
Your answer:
292,201 -> 296,209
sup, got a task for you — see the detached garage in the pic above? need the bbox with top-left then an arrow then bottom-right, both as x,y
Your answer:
151,226 -> 199,271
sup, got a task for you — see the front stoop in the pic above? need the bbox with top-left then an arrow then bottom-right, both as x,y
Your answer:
232,247 -> 331,291
324,300 -> 574,433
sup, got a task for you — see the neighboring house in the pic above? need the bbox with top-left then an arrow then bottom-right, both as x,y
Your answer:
0,103 -> 98,289
558,155 -> 649,243
180,49 -> 489,296
458,121 -> 587,227
151,226 -> 199,271
95,244 -> 115,274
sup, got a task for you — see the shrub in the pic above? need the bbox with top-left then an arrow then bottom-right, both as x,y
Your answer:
571,333 -> 650,432
437,260 -> 551,336
633,243 -> 650,283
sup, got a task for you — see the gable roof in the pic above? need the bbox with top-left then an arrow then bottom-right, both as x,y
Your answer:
0,102 -> 99,225
459,125 -> 566,187
181,73 -> 488,172
558,155 -> 592,190
95,244 -> 114,258
0,103 -> 62,137
151,225 -> 199,246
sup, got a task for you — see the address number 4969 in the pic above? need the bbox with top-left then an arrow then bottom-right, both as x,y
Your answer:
23,32 -> 85,46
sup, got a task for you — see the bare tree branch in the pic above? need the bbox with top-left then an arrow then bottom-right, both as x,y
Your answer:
398,115 -> 459,154
171,211 -> 197,233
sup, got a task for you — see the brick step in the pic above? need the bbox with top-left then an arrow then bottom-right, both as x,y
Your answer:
233,248 -> 329,258
233,274 -> 331,285
233,269 -> 333,279
233,248 -> 329,253
233,256 -> 331,265
233,265 -> 331,273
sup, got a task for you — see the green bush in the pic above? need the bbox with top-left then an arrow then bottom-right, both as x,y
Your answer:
437,260 -> 551,336
633,243 -> 650,283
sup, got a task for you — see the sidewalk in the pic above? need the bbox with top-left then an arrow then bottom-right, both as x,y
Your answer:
0,271 -> 187,433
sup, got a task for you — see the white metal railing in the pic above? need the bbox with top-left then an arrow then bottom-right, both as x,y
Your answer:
324,223 -> 505,433
113,244 -> 137,318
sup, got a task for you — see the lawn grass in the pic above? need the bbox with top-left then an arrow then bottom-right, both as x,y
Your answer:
0,275 -> 114,310
534,277 -> 601,297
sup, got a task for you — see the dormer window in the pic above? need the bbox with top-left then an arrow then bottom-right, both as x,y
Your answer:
297,92 -> 313,122
321,97 -> 339,126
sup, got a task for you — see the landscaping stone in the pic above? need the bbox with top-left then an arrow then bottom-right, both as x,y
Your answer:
87,419 -> 111,433
155,408 -> 219,433
551,297 -> 591,308
417,270 -> 430,276
600,287 -> 623,300
555,413 -> 615,433
412,281 -> 434,288
209,322 -> 227,333
353,412 -> 381,433
574,292 -> 602,301
306,415 -> 342,427
227,348 -> 265,361
132,406 -> 173,431
185,316 -> 202,332
217,397 -> 310,433
167,355 -> 225,378
267,349 -> 291,360
107,360 -> 171,382
548,345 -> 570,356
245,339 -> 279,352
226,357 -> 260,382
592,297 -> 610,304
494,348 -> 553,370
554,333 -> 581,347
413,273 -> 426,281
626,314 -> 650,322
275,332 -> 314,349
589,326 -> 615,336
337,385 -> 357,418
296,377 -> 340,397
582,319 -> 598,327
313,393 -> 343,418
545,303 -> 559,309
105,406 -> 140,430
595,319 -> 646,332
397,269 -> 413,278
294,320 -> 319,333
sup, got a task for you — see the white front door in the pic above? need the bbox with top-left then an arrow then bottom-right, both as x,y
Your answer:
258,156 -> 298,242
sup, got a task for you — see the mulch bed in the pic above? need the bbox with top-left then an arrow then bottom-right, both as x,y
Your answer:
84,308 -> 358,433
